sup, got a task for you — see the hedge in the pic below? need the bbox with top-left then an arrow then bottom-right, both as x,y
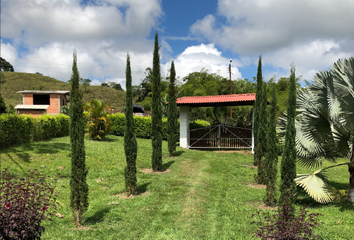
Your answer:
0,114 -> 70,148
110,113 -> 210,140
0,113 -> 209,148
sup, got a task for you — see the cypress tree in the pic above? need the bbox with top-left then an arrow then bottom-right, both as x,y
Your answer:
279,65 -> 297,205
253,56 -> 263,166
255,82 -> 268,184
69,51 -> 89,226
124,53 -> 138,195
264,85 -> 278,206
151,32 -> 163,171
167,60 -> 178,157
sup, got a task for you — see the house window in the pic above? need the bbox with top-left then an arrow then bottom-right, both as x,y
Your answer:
33,94 -> 50,105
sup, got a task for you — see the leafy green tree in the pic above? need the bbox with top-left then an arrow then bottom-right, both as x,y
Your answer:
151,32 -> 163,171
0,57 -> 14,72
69,51 -> 89,226
255,82 -> 268,184
0,92 -> 7,114
80,78 -> 91,93
101,82 -> 110,87
264,85 -> 278,206
168,61 -> 178,156
109,82 -> 123,91
279,65 -> 297,205
83,99 -> 112,140
124,53 -> 137,195
253,56 -> 263,166
278,57 -> 354,203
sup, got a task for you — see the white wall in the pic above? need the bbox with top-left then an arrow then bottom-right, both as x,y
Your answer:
179,106 -> 190,148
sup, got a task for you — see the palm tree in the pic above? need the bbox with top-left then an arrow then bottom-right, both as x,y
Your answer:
83,99 -> 112,140
278,57 -> 354,203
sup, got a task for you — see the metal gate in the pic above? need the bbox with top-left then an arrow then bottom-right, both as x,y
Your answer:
189,124 -> 253,149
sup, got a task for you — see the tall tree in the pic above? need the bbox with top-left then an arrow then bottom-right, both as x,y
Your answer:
124,53 -> 138,195
151,32 -> 163,171
279,65 -> 297,205
264,85 -> 278,206
255,82 -> 268,184
253,56 -> 263,166
69,51 -> 89,226
168,61 -> 178,156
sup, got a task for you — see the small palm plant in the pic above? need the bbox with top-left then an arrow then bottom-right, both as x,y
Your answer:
83,99 -> 112,140
278,57 -> 354,203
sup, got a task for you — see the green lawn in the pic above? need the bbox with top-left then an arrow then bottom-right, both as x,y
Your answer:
1,136 -> 353,239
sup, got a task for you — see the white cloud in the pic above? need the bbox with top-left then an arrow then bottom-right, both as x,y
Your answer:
2,0 -> 162,46
1,42 -> 17,62
190,0 -> 354,81
0,0 -> 163,86
162,43 -> 242,80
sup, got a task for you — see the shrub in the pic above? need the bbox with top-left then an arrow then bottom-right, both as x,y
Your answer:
110,113 -> 210,140
0,114 -> 34,147
0,114 -> 70,148
252,194 -> 323,239
83,99 -> 112,140
0,168 -> 59,240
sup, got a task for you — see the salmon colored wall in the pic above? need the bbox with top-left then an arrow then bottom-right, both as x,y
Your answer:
24,94 -> 33,105
47,94 -> 60,114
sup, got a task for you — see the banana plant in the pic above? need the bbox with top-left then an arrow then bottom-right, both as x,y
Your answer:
278,57 -> 354,203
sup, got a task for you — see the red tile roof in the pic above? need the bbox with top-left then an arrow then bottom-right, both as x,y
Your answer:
176,93 -> 259,107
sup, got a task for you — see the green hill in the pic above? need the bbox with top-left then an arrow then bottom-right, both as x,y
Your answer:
0,72 -> 126,110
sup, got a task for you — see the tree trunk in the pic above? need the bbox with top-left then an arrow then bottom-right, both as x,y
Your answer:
347,150 -> 354,203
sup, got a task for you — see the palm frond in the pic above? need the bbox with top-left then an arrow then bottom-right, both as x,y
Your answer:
295,170 -> 334,203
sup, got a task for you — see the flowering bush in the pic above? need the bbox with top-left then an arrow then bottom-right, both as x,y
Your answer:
0,168 -> 59,240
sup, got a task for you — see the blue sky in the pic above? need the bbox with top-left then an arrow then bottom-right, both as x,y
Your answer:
1,0 -> 353,88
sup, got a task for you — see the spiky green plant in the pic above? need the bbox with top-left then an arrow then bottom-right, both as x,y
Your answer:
69,51 -> 89,226
124,53 -> 137,195
83,99 -> 112,140
151,32 -> 163,171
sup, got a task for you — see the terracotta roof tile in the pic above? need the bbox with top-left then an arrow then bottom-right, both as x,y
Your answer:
176,93 -> 258,107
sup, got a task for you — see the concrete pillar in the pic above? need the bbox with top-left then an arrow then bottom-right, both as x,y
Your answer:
179,106 -> 190,148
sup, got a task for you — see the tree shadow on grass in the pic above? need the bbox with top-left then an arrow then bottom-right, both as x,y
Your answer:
137,182 -> 152,194
85,208 -> 119,225
174,151 -> 185,156
5,153 -> 26,173
33,142 -> 70,154
162,160 -> 175,170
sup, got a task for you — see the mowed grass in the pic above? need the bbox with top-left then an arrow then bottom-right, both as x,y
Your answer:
1,136 -> 354,239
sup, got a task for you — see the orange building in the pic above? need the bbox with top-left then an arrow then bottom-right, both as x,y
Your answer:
15,90 -> 70,117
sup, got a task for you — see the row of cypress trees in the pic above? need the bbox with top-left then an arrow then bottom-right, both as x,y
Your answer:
124,32 -> 179,194
253,57 -> 297,206
68,32 -> 179,225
